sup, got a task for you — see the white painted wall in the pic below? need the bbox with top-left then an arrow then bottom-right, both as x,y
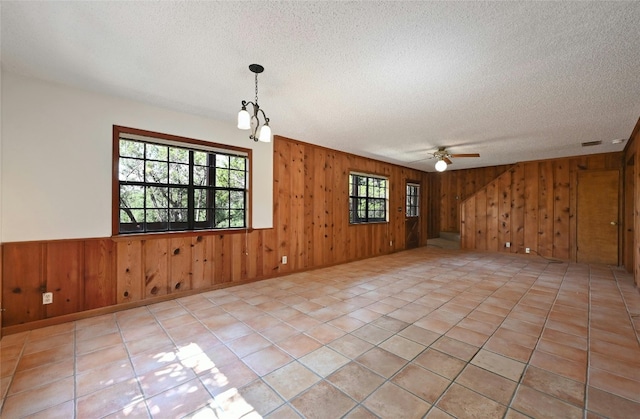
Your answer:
0,60 -> 3,249
1,71 -> 273,242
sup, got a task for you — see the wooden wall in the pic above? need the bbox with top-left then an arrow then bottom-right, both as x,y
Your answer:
460,153 -> 623,260
428,164 -> 511,237
2,136 -> 429,331
623,118 -> 640,285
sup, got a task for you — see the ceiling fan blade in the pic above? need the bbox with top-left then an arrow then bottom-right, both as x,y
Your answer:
450,153 -> 480,158
444,157 -> 453,165
407,156 -> 431,163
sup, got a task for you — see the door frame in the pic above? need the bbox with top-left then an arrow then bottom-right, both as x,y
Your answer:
405,181 -> 421,249
576,169 -> 621,265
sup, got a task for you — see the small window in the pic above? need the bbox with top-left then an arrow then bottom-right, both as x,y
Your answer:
349,173 -> 389,224
406,183 -> 420,217
115,127 -> 249,234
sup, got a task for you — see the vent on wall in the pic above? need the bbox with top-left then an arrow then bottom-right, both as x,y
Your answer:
581,140 -> 602,147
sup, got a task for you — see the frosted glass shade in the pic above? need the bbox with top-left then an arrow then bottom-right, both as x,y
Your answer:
258,124 -> 272,142
237,109 -> 250,130
435,160 -> 447,172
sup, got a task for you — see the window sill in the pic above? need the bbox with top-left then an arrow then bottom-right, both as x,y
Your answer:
348,221 -> 389,226
111,228 -> 252,241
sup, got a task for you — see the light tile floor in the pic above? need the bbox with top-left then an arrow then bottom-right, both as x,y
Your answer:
1,247 -> 640,418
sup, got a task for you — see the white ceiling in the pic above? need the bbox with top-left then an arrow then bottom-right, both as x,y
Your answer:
2,1 -> 639,171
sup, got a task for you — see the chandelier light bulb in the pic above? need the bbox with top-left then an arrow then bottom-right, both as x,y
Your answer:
435,159 -> 448,172
258,123 -> 272,143
237,108 -> 250,130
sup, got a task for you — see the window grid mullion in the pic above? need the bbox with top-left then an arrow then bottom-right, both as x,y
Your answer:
118,137 -> 248,234
143,143 -> 148,232
187,150 -> 195,230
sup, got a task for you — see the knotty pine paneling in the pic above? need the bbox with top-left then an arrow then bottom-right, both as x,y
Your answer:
460,152 -> 623,260
623,152 -> 635,275
2,243 -> 44,325
623,117 -> 640,284
2,135 -> 429,329
475,189 -> 487,251
431,164 -> 511,236
461,195 -> 475,249
215,234 -> 233,284
280,137 -> 428,263
116,240 -> 143,304
486,181 -> 499,252
553,160 -> 571,260
144,238 -> 169,298
170,237 -> 192,293
523,162 -> 539,254
538,161 -> 554,257
83,239 -> 116,310
635,138 -> 640,286
512,163 -> 526,252
426,174 -> 441,239
190,235 -> 212,290
497,170 -> 512,253
45,241 -> 83,318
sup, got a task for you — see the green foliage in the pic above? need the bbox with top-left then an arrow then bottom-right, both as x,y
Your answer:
349,173 -> 388,223
118,139 -> 247,232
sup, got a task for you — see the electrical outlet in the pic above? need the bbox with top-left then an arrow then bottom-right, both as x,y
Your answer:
505,242 -> 510,248
43,292 -> 53,305
282,256 -> 287,264
525,247 -> 531,254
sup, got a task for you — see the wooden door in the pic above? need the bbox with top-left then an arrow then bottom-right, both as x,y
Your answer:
405,182 -> 420,249
577,170 -> 619,264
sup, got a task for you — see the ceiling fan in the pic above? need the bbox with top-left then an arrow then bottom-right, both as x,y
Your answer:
431,147 -> 480,172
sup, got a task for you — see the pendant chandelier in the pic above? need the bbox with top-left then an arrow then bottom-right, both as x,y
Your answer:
237,64 -> 272,142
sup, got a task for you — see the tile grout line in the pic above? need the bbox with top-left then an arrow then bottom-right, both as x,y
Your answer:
583,268 -> 594,419
612,267 -> 640,347
117,307 -> 155,419
499,261 -> 571,418
0,330 -> 30,417
406,258 -> 557,418
73,322 -> 77,419
162,297 -> 228,417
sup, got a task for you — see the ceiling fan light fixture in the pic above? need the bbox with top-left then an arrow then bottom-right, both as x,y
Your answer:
435,159 -> 448,172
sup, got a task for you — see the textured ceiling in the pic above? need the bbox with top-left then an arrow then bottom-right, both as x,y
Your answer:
2,1 -> 639,171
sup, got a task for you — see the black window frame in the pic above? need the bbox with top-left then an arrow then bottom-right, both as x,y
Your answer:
406,183 -> 420,217
349,173 -> 389,224
114,126 -> 250,235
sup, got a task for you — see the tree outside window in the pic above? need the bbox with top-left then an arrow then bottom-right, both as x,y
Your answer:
118,135 -> 248,234
349,173 -> 388,224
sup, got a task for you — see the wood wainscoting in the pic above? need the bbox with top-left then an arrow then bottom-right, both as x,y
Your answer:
2,136 -> 429,333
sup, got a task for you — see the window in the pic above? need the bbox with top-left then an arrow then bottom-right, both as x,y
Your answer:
349,173 -> 388,224
115,127 -> 249,234
406,183 -> 420,217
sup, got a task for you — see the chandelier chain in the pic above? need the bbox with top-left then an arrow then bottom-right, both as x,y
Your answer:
254,73 -> 259,104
